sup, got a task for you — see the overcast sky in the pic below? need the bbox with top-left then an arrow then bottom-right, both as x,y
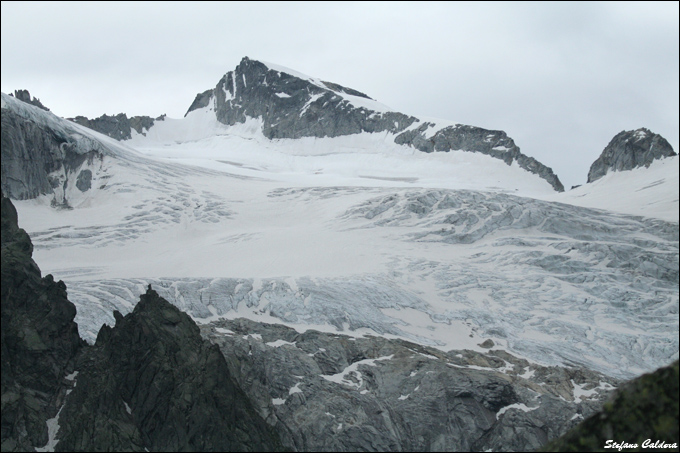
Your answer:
2,1 -> 678,189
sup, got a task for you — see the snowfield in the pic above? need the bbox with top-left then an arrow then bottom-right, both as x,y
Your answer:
10,101 -> 679,380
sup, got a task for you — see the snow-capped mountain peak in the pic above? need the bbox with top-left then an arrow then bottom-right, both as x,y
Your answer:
587,127 -> 676,183
178,56 -> 565,191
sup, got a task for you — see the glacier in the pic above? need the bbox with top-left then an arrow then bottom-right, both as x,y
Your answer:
3,57 -> 678,384
6,100 -> 676,381
2,56 -> 679,450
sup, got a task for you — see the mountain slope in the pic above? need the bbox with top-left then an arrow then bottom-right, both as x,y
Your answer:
3,87 -> 677,380
553,154 -> 678,222
1,92 -> 109,203
2,58 -> 678,452
203,317 -> 616,452
74,57 -> 561,192
193,57 -> 564,191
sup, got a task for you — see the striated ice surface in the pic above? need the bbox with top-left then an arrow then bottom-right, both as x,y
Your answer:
30,186 -> 677,380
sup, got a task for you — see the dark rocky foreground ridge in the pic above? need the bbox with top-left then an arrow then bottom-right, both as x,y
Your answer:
1,192 -> 83,451
2,189 -> 675,452
587,128 -> 677,183
1,192 -> 285,452
53,286 -> 284,452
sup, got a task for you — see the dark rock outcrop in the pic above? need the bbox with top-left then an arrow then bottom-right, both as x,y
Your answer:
544,360 -> 679,452
1,192 -> 84,451
587,128 -> 676,183
186,57 -> 565,191
9,90 -> 50,111
396,124 -> 564,191
55,287 -> 285,452
69,113 -> 162,141
1,93 -> 106,203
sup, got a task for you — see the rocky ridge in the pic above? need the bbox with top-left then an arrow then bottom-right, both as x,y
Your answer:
54,286 -> 285,452
8,90 -> 50,111
587,128 -> 676,183
69,113 -> 165,141
184,57 -> 565,191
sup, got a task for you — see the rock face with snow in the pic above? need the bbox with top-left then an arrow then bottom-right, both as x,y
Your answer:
185,57 -> 415,140
202,318 -> 616,452
1,93 -> 107,204
69,113 -> 163,141
587,128 -> 676,183
185,57 -> 564,191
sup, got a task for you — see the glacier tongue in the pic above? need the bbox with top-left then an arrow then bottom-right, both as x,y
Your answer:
30,185 -> 677,380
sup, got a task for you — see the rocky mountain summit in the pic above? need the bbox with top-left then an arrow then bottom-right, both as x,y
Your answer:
185,57 -> 565,191
587,128 -> 676,183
